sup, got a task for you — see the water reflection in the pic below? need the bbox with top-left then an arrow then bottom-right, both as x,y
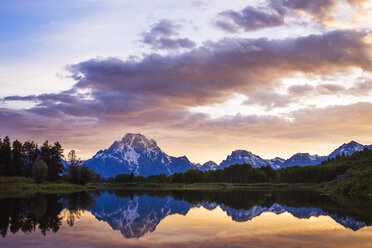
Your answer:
1,189 -> 372,240
0,192 -> 94,237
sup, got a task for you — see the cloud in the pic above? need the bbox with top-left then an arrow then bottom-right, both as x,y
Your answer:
274,0 -> 372,25
244,90 -> 292,109
215,0 -> 371,32
179,102 -> 372,142
2,30 -> 372,159
141,19 -> 196,50
191,0 -> 208,11
288,81 -> 372,97
3,30 -> 371,118
279,0 -> 335,21
215,5 -> 285,32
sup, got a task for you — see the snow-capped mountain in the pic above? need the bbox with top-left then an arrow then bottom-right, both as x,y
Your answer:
85,134 -> 372,177
219,150 -> 269,169
266,157 -> 286,169
328,141 -> 368,158
85,133 -> 194,177
280,153 -> 327,168
218,141 -> 371,169
198,161 -> 218,171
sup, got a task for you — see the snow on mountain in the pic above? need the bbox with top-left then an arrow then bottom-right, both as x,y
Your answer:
328,141 -> 368,159
266,157 -> 286,169
199,161 -> 219,171
85,133 -> 194,178
85,135 -> 372,177
219,150 -> 270,169
280,153 -> 327,168
217,141 -> 372,169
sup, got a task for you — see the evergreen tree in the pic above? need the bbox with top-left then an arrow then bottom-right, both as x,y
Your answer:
11,140 -> 24,176
0,138 -> 4,176
0,137 -> 12,176
23,141 -> 39,177
40,141 -> 64,182
66,150 -> 94,185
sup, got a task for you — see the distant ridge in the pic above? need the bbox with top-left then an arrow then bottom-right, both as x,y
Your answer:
85,133 -> 372,177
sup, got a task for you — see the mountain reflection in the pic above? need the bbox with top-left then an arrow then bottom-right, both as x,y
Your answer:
1,190 -> 372,239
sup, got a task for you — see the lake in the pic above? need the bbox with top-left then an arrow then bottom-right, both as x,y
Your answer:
1,189 -> 372,247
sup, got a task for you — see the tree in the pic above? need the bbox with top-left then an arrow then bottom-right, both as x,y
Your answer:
0,136 -> 11,176
115,174 -> 131,183
78,166 -> 94,185
32,159 -> 48,184
11,140 -> 24,176
66,150 -> 94,185
40,141 -> 64,181
23,141 -> 39,177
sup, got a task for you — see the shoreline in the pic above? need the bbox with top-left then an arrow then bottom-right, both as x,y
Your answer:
91,182 -> 321,191
0,176 -> 96,198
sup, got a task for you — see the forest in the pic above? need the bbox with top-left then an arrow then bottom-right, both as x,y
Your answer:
0,136 -> 97,185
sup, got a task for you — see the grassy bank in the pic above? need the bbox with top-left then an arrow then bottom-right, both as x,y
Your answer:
92,182 -> 318,191
324,167 -> 372,199
0,176 -> 96,197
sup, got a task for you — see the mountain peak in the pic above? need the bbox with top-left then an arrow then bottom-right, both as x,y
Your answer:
328,140 -> 366,158
121,133 -> 157,146
343,140 -> 362,147
86,133 -> 194,177
231,150 -> 254,156
198,160 -> 219,171
280,153 -> 326,167
220,149 -> 268,169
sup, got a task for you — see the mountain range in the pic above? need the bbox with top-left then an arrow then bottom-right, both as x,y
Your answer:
85,133 -> 372,177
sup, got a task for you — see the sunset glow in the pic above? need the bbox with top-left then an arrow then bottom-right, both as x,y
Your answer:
1,0 -> 372,163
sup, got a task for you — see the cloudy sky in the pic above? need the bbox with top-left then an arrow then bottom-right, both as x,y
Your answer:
1,0 -> 372,163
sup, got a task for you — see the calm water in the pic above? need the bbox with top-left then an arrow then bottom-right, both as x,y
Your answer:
1,189 -> 372,248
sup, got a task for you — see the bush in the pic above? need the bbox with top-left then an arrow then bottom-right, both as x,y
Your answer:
67,164 -> 94,185
32,159 -> 48,184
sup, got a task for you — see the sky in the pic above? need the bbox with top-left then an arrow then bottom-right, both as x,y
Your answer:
1,0 -> 372,164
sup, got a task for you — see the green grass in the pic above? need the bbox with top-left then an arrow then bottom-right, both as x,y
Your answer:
325,167 -> 372,198
0,176 -> 96,197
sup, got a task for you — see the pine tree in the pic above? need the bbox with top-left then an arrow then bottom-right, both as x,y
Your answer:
0,137 -> 12,176
0,138 -> 4,176
11,140 -> 24,176
40,141 -> 64,182
23,141 -> 39,177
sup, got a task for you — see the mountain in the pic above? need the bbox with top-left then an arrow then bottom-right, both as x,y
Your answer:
219,150 -> 269,169
85,133 -> 194,177
85,134 -> 372,177
198,161 -> 218,171
218,141 -> 371,169
328,141 -> 368,158
266,157 -> 286,169
280,153 -> 327,168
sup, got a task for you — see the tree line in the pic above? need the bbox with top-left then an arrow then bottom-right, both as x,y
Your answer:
111,148 -> 372,184
0,136 -> 97,185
